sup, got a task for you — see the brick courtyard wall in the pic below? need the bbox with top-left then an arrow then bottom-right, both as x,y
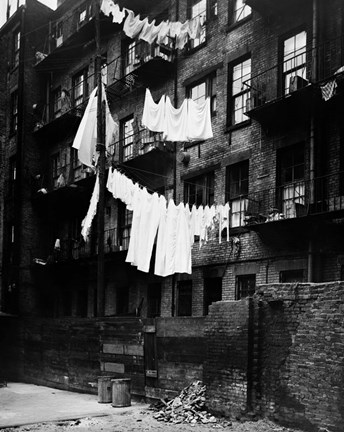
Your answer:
204,299 -> 250,417
257,282 -> 344,432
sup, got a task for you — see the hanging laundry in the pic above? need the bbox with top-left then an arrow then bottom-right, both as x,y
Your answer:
169,21 -> 183,38
320,78 -> 337,101
142,89 -> 166,132
102,83 -> 118,147
174,202 -> 192,274
100,0 -> 113,16
175,20 -> 190,49
72,86 -> 97,167
81,174 -> 99,241
156,20 -> 170,44
219,202 -> 230,243
188,15 -> 202,40
111,3 -> 126,24
164,96 -> 189,141
154,195 -> 168,276
123,10 -> 148,39
139,20 -> 164,44
187,98 -> 213,141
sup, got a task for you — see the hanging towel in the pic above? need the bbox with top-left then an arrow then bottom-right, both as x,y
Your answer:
157,20 -> 170,44
169,21 -> 182,38
72,86 -> 98,167
142,88 -> 166,132
187,97 -> 213,141
219,202 -> 230,243
123,10 -> 148,39
139,19 -> 163,44
102,83 -> 118,147
100,0 -> 113,16
164,96 -> 188,141
154,195 -> 168,276
175,20 -> 190,49
126,186 -> 146,267
81,174 -> 99,241
188,15 -> 202,40
174,203 -> 192,274
195,204 -> 203,236
111,3 -> 126,23
320,78 -> 337,101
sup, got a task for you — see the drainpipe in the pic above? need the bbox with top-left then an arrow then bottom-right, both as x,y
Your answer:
308,0 -> 318,282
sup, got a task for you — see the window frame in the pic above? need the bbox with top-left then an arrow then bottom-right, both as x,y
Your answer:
203,277 -> 222,315
226,160 -> 249,228
120,115 -> 134,162
177,280 -> 193,317
184,171 -> 215,207
12,28 -> 20,69
51,86 -> 62,120
72,69 -> 88,107
187,72 -> 217,116
231,0 -> 252,24
188,0 -> 207,50
118,201 -> 132,251
10,91 -> 18,134
236,274 -> 256,300
228,56 -> 251,127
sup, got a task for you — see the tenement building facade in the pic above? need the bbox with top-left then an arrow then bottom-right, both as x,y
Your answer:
1,0 -> 344,319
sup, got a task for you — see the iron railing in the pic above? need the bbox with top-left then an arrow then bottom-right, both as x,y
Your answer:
243,172 -> 344,226
244,34 -> 344,111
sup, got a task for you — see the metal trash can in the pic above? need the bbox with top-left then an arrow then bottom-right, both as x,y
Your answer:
111,378 -> 131,407
97,376 -> 114,403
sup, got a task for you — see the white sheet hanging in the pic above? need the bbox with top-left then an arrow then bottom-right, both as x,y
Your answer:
142,89 -> 166,132
164,96 -> 188,141
81,174 -> 99,241
123,10 -> 148,39
187,98 -> 213,141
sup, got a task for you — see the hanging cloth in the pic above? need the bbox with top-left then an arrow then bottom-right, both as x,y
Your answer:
125,186 -> 146,267
154,195 -> 168,276
100,0 -> 113,16
188,15 -> 202,40
81,174 -> 99,241
175,20 -> 190,49
139,19 -> 164,44
169,21 -> 183,38
174,203 -> 192,274
187,97 -> 213,141
157,20 -> 170,44
219,202 -> 230,243
72,86 -> 98,167
102,83 -> 118,148
111,3 -> 126,23
164,96 -> 188,141
123,10 -> 148,39
142,88 -> 166,132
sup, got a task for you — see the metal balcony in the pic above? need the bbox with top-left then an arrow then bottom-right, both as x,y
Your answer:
34,1 -> 117,72
109,128 -> 174,188
107,40 -> 175,98
243,172 -> 344,233
244,36 -> 344,130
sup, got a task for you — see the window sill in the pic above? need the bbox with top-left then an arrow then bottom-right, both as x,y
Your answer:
226,15 -> 252,33
225,119 -> 251,133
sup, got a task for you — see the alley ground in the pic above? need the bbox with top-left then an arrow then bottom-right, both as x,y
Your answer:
0,383 -> 303,432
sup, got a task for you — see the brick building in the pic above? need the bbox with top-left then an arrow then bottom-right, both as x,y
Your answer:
1,0 -> 344,423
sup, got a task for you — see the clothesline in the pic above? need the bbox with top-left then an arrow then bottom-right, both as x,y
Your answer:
100,0 -> 204,50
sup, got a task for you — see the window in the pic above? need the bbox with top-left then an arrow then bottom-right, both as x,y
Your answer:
236,274 -> 255,300
51,153 -> 60,182
233,0 -> 251,22
120,116 -> 134,161
12,29 -> 20,68
229,57 -> 251,125
189,0 -> 206,49
116,286 -> 129,315
119,202 -> 132,250
10,91 -> 18,134
279,269 -> 305,283
52,21 -> 63,47
184,171 -> 214,206
147,283 -> 161,318
51,87 -> 62,119
204,277 -> 222,315
282,30 -> 307,95
123,40 -> 137,76
187,73 -> 217,115
226,161 -> 249,227
78,2 -> 92,25
277,145 -> 305,219
177,280 -> 192,316
72,69 -> 88,107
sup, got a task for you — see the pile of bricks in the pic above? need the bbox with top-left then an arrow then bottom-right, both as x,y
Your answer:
152,381 -> 218,424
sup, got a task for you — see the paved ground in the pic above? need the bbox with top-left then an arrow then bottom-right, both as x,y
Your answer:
0,383 -> 304,432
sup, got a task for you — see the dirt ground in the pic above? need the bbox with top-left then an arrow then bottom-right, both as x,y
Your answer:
0,410 -> 304,432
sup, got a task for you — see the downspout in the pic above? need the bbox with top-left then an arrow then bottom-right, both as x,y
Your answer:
171,0 -> 179,317
308,0 -> 318,282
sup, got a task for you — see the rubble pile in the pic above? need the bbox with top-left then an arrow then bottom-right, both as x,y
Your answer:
151,381 -> 218,425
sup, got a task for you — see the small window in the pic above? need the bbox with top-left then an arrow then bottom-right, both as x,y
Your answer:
184,171 -> 215,207
120,116 -> 134,161
177,280 -> 192,316
187,73 -> 217,115
72,69 -> 88,107
147,283 -> 161,318
233,0 -> 251,23
123,40 -> 137,76
226,161 -> 249,228
10,91 -> 18,134
188,0 -> 206,49
51,153 -> 60,180
52,21 -> 63,47
116,286 -> 129,315
236,274 -> 256,300
12,29 -> 20,68
118,202 -> 132,250
277,144 -> 305,219
279,269 -> 305,283
229,57 -> 251,125
51,87 -> 62,119
282,30 -> 307,95
204,277 -> 222,315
